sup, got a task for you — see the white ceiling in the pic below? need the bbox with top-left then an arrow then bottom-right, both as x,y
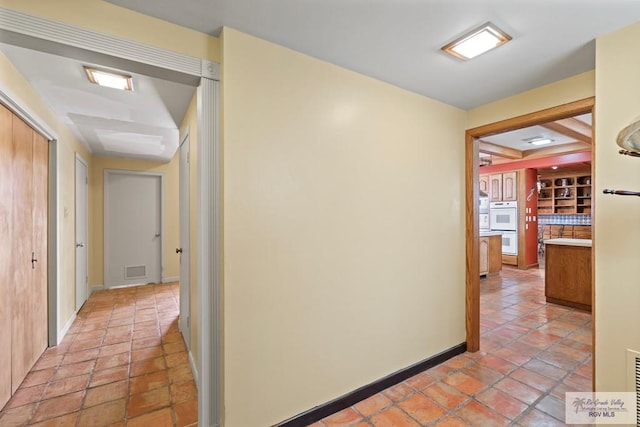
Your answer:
482,124 -> 577,151
106,0 -> 640,109
0,43 -> 195,162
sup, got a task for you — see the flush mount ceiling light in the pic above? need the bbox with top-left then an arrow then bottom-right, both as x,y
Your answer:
522,136 -> 553,146
442,22 -> 512,60
84,66 -> 133,91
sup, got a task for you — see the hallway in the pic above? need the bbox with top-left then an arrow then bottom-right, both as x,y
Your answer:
0,282 -> 197,426
316,266 -> 592,426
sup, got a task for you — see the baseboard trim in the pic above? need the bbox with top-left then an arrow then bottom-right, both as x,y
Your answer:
57,312 -> 77,346
275,342 -> 467,427
188,349 -> 199,387
163,276 -> 180,283
89,284 -> 104,295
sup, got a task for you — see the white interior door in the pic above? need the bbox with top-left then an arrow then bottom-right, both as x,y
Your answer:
105,171 -> 162,288
75,156 -> 88,309
179,136 -> 191,347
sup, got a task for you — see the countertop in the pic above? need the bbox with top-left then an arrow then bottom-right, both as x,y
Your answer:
480,231 -> 503,237
543,238 -> 592,247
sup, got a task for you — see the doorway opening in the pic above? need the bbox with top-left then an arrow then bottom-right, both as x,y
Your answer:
466,97 -> 595,389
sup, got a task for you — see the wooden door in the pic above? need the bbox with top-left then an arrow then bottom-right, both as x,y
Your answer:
10,116 -> 48,394
0,105 -> 13,406
502,171 -> 517,201
489,174 -> 502,202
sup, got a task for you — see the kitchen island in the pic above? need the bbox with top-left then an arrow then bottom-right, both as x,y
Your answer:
480,231 -> 502,277
544,238 -> 592,311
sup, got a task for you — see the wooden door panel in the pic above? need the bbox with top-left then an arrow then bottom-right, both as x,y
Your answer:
10,116 -> 35,393
0,105 -> 13,407
31,132 -> 48,362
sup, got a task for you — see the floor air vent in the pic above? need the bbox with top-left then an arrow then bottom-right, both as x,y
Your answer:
125,265 -> 146,279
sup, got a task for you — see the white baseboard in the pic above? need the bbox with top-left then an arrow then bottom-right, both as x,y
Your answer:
57,312 -> 77,345
189,349 -> 199,387
89,284 -> 104,295
163,276 -> 180,283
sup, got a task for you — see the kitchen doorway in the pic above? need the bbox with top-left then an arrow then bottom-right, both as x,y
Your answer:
465,97 -> 595,387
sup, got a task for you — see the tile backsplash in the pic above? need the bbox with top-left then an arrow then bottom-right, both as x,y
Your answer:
538,214 -> 591,225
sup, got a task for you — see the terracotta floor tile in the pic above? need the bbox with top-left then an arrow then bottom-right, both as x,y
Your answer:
42,374 -> 90,400
95,352 -> 130,371
476,387 -> 528,419
397,392 -> 445,424
0,402 -> 36,425
169,380 -> 197,404
131,346 -> 164,362
405,372 -> 437,391
130,370 -> 169,395
173,399 -> 198,427
84,379 -> 128,407
433,415 -> 468,426
99,342 -> 131,358
423,382 -> 469,410
52,360 -> 96,382
163,341 -> 187,355
381,382 -> 415,402
167,364 -> 194,384
130,356 -> 167,377
476,355 -> 517,375
510,368 -> 558,393
28,411 -> 78,427
21,368 -> 56,388
68,336 -> 103,352
353,393 -> 392,417
132,336 -> 162,350
443,372 -> 487,396
31,391 -> 83,423
133,328 -> 160,340
88,364 -> 129,388
535,395 -> 566,422
77,398 -> 126,427
162,332 -> 183,344
523,359 -> 568,381
461,364 -> 504,386
516,408 -> 566,427
494,377 -> 542,405
5,384 -> 46,409
127,385 -> 171,418
166,351 -> 190,368
322,408 -> 362,426
369,407 -> 420,427
456,400 -> 510,427
427,363 -> 455,380
75,330 -> 106,342
102,332 -> 133,345
34,354 -> 65,371
127,407 -> 174,427
61,348 -> 99,365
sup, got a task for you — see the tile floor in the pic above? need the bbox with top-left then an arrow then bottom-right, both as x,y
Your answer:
0,282 -> 198,427
315,266 -> 593,426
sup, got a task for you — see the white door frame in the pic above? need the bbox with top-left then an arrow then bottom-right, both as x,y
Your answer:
103,169 -> 165,287
0,9 -> 221,426
75,153 -> 88,309
178,132 -> 191,349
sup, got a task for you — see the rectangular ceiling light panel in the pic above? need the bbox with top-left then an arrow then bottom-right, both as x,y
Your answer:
442,22 -> 511,60
84,67 -> 133,91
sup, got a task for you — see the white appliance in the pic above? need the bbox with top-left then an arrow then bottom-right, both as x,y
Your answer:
490,201 -> 518,255
479,191 -> 490,231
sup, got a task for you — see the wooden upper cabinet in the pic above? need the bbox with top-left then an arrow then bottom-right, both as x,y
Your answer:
479,175 -> 489,194
489,174 -> 503,202
502,171 -> 517,201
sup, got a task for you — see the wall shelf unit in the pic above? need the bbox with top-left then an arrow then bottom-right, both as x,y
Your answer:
538,173 -> 591,214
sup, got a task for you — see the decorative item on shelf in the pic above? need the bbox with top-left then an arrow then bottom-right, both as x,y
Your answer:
604,119 -> 640,197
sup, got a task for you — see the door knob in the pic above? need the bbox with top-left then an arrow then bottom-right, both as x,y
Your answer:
31,251 -> 37,269
76,242 -> 84,248
176,248 -> 183,254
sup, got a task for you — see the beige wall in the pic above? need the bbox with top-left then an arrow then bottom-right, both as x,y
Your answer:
222,27 -> 467,426
88,156 -> 180,287
467,70 -> 595,129
2,0 -> 220,62
178,92 -> 200,366
0,51 -> 91,339
594,22 -> 640,392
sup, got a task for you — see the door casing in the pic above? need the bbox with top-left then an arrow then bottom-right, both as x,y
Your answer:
178,132 -> 191,348
75,154 -> 88,309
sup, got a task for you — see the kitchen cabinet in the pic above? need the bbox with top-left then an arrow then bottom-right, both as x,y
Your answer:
480,233 -> 502,277
538,172 -> 591,215
544,239 -> 592,311
484,172 -> 517,202
479,175 -> 489,194
540,225 -> 592,240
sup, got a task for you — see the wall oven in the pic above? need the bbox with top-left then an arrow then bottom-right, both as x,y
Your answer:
490,201 -> 518,255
